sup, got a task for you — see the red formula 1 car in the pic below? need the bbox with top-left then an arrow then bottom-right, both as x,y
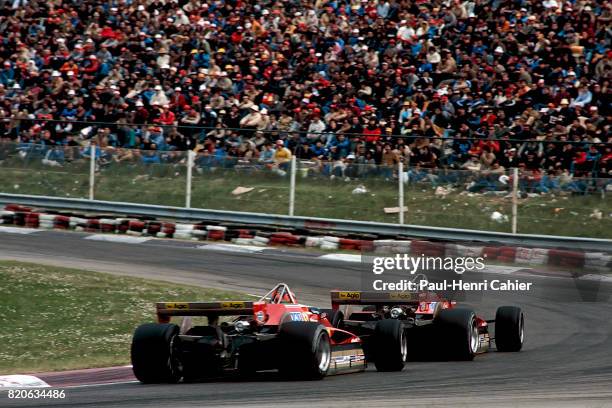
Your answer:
130,283 -> 366,382
324,290 -> 524,370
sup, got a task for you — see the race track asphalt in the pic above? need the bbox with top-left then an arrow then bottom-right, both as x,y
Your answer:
1,230 -> 611,407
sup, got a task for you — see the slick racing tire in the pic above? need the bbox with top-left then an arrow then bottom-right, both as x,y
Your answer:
279,322 -> 331,380
495,306 -> 524,352
435,308 -> 478,361
320,308 -> 344,328
373,319 -> 407,372
131,323 -> 182,383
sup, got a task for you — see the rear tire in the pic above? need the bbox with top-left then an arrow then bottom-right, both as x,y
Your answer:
435,308 -> 478,361
373,319 -> 406,371
279,322 -> 331,380
320,308 -> 344,328
131,323 -> 182,383
495,306 -> 524,352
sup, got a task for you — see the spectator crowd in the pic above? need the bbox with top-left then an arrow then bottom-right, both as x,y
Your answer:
0,0 -> 610,188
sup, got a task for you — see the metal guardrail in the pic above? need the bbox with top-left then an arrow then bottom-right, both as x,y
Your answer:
0,193 -> 610,252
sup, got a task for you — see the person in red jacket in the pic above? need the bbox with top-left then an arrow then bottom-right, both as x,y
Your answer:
231,26 -> 244,44
134,101 -> 150,125
363,118 -> 382,144
100,25 -> 117,39
480,108 -> 497,126
81,55 -> 100,75
154,105 -> 176,126
170,87 -> 187,110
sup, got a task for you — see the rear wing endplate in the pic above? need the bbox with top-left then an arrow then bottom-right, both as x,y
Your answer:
330,291 -> 440,306
156,301 -> 254,317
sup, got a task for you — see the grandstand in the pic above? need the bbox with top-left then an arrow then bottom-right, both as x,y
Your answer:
0,0 -> 609,184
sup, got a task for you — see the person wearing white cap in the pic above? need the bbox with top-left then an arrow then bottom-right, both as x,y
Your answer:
157,48 -> 170,69
240,104 -> 264,130
171,87 -> 187,108
397,21 -> 415,42
174,9 -> 190,26
216,71 -> 233,92
258,107 -> 271,130
150,84 -> 169,106
306,8 -> 318,27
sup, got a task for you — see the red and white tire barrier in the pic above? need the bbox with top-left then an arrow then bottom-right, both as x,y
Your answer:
2,204 -> 610,272
373,240 -> 411,254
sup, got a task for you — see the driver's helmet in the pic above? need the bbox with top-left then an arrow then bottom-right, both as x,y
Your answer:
271,288 -> 295,304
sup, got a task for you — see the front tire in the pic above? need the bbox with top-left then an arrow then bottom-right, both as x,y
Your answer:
279,322 -> 331,380
131,323 -> 182,383
495,306 -> 524,352
435,308 -> 478,361
373,319 -> 407,371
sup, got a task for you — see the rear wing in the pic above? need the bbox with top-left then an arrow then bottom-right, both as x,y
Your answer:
156,301 -> 254,319
330,291 -> 441,307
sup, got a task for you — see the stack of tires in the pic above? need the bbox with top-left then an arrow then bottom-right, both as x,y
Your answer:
583,252 -> 612,272
482,246 -> 500,259
320,236 -> 340,250
338,238 -> 373,251
411,240 -> 445,257
497,246 -> 517,263
206,225 -> 226,240
85,219 -> 100,233
38,213 -> 55,229
446,243 -> 485,258
548,249 -> 585,268
173,223 -> 194,240
54,215 -> 71,230
373,239 -> 411,254
127,220 -> 146,236
0,210 -> 15,225
158,222 -> 176,238
305,236 -> 324,248
515,247 -> 549,265
145,221 -> 162,236
269,232 -> 301,246
116,219 -> 130,234
191,225 -> 208,240
69,216 -> 87,231
24,212 -> 39,228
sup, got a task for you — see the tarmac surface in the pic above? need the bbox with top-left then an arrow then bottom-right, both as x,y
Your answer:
1,229 -> 611,407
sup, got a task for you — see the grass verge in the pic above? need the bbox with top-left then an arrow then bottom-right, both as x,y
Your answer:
0,160 -> 610,238
0,260 -> 245,374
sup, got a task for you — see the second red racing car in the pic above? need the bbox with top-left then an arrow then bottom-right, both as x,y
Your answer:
324,290 -> 524,371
